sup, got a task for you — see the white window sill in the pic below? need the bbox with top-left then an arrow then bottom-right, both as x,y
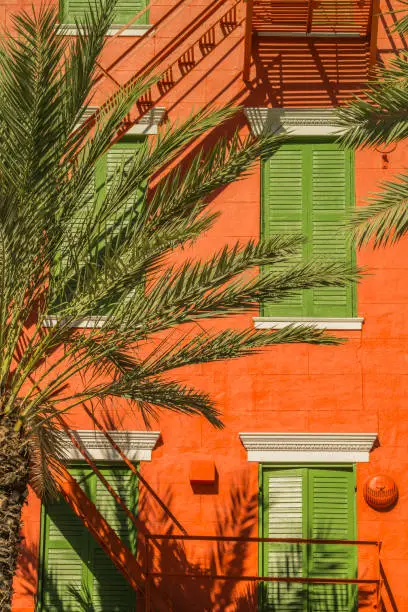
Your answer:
43,316 -> 107,328
57,24 -> 152,37
253,317 -> 364,331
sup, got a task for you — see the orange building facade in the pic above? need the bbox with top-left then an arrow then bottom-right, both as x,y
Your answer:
4,0 -> 408,610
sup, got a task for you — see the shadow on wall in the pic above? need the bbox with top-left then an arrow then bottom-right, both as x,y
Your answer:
16,471 -> 394,611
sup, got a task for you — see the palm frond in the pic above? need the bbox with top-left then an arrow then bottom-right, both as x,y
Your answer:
100,376 -> 223,429
351,171 -> 408,246
0,0 -> 358,503
336,53 -> 408,148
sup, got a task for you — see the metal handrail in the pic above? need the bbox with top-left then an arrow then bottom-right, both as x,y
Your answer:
143,533 -> 382,611
147,534 -> 380,545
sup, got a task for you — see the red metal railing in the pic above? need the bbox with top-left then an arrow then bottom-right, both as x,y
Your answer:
143,533 -> 381,611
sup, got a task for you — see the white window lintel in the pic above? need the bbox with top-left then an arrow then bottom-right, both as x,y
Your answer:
57,24 -> 153,37
245,107 -> 343,137
61,430 -> 160,461
239,432 -> 378,463
253,317 -> 364,331
75,106 -> 166,135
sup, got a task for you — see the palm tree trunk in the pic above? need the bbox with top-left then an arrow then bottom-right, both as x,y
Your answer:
0,413 -> 30,612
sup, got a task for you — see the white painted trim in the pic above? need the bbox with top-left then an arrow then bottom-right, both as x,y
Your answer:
239,432 -> 377,463
253,317 -> 364,331
74,106 -> 166,135
126,107 -> 166,135
43,315 -> 107,328
61,430 -> 160,461
244,107 -> 343,137
57,24 -> 152,37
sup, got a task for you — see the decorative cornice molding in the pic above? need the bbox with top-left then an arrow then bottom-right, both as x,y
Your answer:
57,24 -> 152,37
127,107 -> 166,135
253,317 -> 364,331
239,432 -> 378,463
244,107 -> 343,137
61,430 -> 160,461
74,106 -> 166,135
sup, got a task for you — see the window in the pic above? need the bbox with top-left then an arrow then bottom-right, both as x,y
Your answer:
38,465 -> 138,611
261,141 -> 355,318
53,136 -> 145,314
260,465 -> 357,611
60,0 -> 148,25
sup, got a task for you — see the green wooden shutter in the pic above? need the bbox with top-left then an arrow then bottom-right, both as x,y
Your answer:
307,466 -> 357,611
262,468 -> 306,611
310,144 -> 354,317
39,466 -> 137,611
105,140 -> 144,243
62,0 -> 147,24
90,468 -> 138,611
40,467 -> 92,610
114,0 -> 146,24
262,144 -> 306,317
261,142 -> 355,318
261,465 -> 357,612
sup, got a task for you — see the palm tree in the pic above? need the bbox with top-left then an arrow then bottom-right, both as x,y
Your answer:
0,2 -> 356,608
335,7 -> 408,246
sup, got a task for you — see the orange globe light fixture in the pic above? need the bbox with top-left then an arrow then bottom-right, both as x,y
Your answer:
364,474 -> 398,510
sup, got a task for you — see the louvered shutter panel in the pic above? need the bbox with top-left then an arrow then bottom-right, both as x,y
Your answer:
307,466 -> 357,612
262,145 -> 306,317
105,141 -> 143,242
310,144 -> 354,317
262,468 -> 306,611
40,467 -> 137,611
262,142 -> 354,318
114,0 -> 145,24
90,467 -> 137,611
63,0 -> 147,24
40,468 -> 91,610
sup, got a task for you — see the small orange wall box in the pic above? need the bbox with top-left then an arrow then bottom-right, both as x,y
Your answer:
189,460 -> 216,484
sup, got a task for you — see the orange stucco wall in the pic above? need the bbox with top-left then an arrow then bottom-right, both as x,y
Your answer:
5,0 -> 408,610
